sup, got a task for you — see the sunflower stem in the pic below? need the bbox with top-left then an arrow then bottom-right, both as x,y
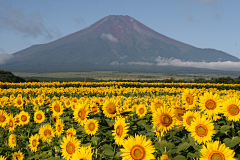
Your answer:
232,121 -> 234,137
158,137 -> 161,142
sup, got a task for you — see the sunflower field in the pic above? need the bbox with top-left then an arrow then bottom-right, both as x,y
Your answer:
0,81 -> 240,160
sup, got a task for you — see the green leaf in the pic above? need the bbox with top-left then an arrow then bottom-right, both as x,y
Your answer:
173,155 -> 187,160
187,152 -> 200,158
103,144 -> 114,157
176,142 -> 191,153
223,136 -> 240,148
91,136 -> 99,146
220,125 -> 231,133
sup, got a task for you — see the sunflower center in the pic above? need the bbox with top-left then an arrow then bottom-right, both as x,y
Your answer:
9,120 -> 14,127
54,103 -> 60,112
160,114 -> 172,127
32,139 -> 37,147
0,115 -> 6,122
12,136 -> 16,144
227,104 -> 239,116
116,125 -> 123,137
186,116 -> 195,125
78,108 -> 86,120
130,145 -> 145,160
139,108 -> 144,114
205,100 -> 216,110
196,124 -> 208,137
21,115 -> 27,122
66,101 -> 70,106
210,151 -> 225,160
57,124 -> 62,132
17,99 -> 22,105
106,103 -> 117,114
36,114 -> 42,120
66,142 -> 75,154
88,123 -> 95,131
185,93 -> 194,105
44,129 -> 51,136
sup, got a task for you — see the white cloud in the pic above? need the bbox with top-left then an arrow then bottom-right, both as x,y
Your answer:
101,33 -> 118,43
0,54 -> 13,65
127,61 -> 154,65
155,56 -> 240,71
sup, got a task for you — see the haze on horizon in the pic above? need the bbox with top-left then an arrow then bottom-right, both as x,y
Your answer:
0,0 -> 239,71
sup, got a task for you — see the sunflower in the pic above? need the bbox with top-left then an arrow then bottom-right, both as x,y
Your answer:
34,110 -> 45,124
0,110 -> 8,127
72,145 -> 93,160
66,128 -> 76,137
200,141 -> 235,160
189,115 -> 216,144
28,134 -> 39,152
33,106 -> 39,111
84,119 -> 99,136
18,111 -> 30,126
150,98 -> 166,113
52,116 -> 60,124
12,151 -> 24,160
60,135 -> 81,160
73,103 -> 89,126
7,114 -> 16,132
181,89 -> 197,109
39,124 -> 55,143
0,155 -> 6,160
182,111 -> 200,131
55,119 -> 64,137
222,97 -> 240,122
51,101 -> 64,117
136,104 -> 147,118
160,154 -> 171,160
152,106 -> 176,136
174,107 -> 187,127
199,92 -> 222,118
9,134 -> 16,149
120,134 -> 155,160
102,98 -> 118,118
64,99 -> 72,108
112,116 -> 129,146
14,96 -> 23,109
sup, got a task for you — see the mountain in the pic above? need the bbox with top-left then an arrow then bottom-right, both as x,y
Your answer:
1,15 -> 239,72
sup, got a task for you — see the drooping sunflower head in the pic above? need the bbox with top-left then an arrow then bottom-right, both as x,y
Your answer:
34,110 -> 45,124
9,134 -> 17,149
120,134 -> 155,160
112,116 -> 129,146
222,97 -> 240,122
66,128 -> 76,137
102,99 -> 118,118
60,135 -> 81,160
55,119 -> 64,137
12,151 -> 24,160
136,104 -> 147,118
84,119 -> 99,136
200,141 -> 235,160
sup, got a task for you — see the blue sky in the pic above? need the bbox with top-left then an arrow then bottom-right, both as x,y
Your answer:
0,0 -> 239,59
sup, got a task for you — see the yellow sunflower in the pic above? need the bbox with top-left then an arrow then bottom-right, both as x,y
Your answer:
222,97 -> 240,122
181,89 -> 197,109
120,134 -> 155,160
84,119 -> 99,136
52,116 -> 59,124
66,128 -> 76,137
0,110 -> 8,127
160,154 -> 171,160
14,96 -> 24,109
102,98 -> 118,118
60,135 -> 81,160
182,111 -> 200,131
34,110 -> 45,123
200,141 -> 235,160
136,104 -> 147,118
39,124 -> 55,143
189,116 -> 216,144
152,106 -> 176,136
51,101 -> 64,117
64,99 -> 72,108
28,134 -> 40,152
0,155 -> 6,160
112,116 -> 129,146
150,98 -> 166,113
73,103 -> 89,126
12,151 -> 24,160
174,107 -> 187,127
55,119 -> 64,137
9,134 -> 17,149
199,92 -> 222,118
72,145 -> 93,160
7,114 -> 16,132
18,111 -> 30,126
